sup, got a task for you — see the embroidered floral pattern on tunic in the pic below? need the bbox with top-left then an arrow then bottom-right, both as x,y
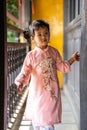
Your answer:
38,58 -> 56,98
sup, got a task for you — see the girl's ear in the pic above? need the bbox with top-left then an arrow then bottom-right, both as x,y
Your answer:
30,36 -> 34,42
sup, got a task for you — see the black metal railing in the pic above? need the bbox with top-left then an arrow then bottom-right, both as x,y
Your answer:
6,43 -> 29,129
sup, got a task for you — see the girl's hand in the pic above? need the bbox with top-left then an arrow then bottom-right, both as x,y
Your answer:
18,85 -> 23,94
14,82 -> 23,94
72,52 -> 80,61
68,52 -> 80,65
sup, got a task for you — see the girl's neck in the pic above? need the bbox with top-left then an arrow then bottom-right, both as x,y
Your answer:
37,45 -> 48,50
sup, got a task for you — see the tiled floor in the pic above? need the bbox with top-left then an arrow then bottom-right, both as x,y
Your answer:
17,90 -> 78,130
54,90 -> 78,130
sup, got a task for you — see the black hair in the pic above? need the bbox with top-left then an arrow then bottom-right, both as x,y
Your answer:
29,19 -> 50,36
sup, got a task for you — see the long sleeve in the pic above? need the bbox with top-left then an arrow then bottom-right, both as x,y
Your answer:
14,53 -> 32,87
55,50 -> 71,73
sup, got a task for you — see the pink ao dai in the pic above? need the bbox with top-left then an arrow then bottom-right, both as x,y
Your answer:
15,46 -> 71,126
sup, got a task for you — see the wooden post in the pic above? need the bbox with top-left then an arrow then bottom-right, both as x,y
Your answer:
80,0 -> 87,130
0,0 -> 7,130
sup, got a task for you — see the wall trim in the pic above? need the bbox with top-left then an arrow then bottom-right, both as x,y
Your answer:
65,15 -> 81,32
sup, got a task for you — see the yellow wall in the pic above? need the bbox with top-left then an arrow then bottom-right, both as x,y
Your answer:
32,0 -> 63,88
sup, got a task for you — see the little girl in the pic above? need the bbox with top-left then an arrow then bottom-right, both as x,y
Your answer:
14,19 -> 80,130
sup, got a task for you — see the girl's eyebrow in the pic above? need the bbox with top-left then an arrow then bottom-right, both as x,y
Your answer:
36,32 -> 41,34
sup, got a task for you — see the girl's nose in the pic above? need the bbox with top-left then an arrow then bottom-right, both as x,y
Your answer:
42,34 -> 46,38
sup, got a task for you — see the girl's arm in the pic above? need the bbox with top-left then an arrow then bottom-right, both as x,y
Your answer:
14,53 -> 32,94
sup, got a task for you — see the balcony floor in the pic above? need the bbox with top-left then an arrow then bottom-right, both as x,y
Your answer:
12,90 -> 78,130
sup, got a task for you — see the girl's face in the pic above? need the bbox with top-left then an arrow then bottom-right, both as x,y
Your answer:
31,27 -> 50,49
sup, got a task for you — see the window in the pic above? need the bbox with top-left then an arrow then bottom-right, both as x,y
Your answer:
70,0 -> 75,21
69,0 -> 80,22
78,0 -> 80,15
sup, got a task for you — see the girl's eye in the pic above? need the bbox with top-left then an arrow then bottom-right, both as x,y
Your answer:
45,32 -> 49,35
36,32 -> 49,37
37,34 -> 41,36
